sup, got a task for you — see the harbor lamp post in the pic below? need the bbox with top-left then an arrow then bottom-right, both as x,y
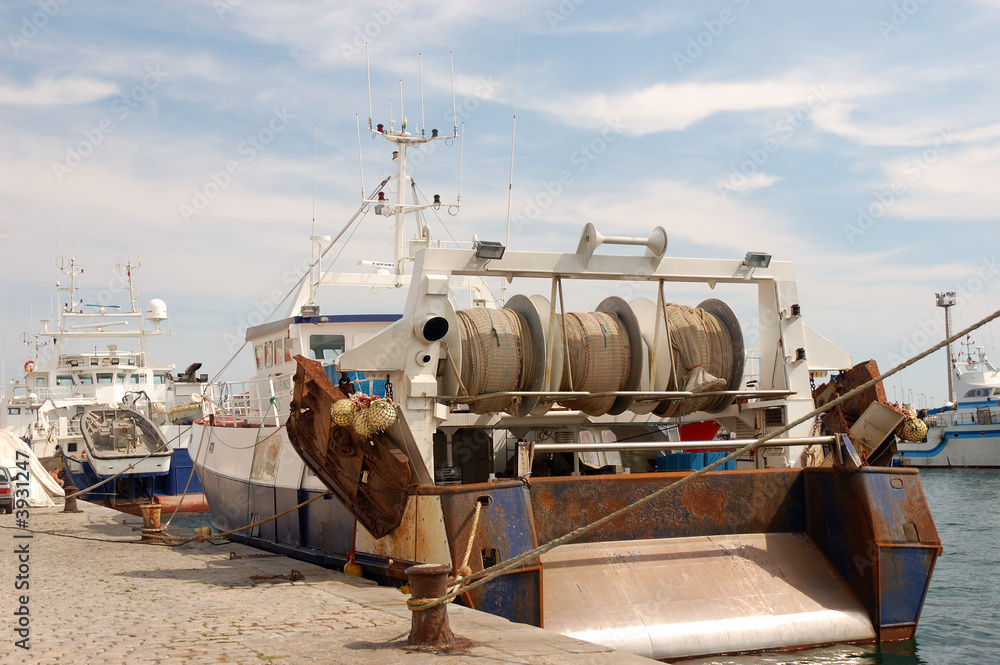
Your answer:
936,291 -> 957,403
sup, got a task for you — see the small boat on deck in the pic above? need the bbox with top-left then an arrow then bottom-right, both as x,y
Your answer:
77,406 -> 172,478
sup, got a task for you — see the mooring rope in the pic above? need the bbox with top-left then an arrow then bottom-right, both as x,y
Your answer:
192,490 -> 331,542
162,424 -> 211,530
408,306 -> 1000,611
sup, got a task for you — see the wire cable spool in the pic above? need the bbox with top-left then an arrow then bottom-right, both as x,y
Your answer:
655,300 -> 742,418
505,294 -> 562,417
456,307 -> 535,414
629,296 -> 674,415
697,298 -> 744,413
559,310 -> 632,416
595,297 -> 643,415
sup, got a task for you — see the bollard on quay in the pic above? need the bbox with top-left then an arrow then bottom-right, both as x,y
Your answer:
61,486 -> 82,513
405,563 -> 456,647
140,503 -> 164,541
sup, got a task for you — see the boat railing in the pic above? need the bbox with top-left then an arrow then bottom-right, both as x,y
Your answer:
208,378 -> 282,427
936,407 -> 1000,427
34,386 -> 97,403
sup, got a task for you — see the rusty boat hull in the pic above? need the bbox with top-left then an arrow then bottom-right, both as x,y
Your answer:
195,355 -> 939,659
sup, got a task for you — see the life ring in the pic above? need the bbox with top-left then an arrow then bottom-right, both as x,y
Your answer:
24,360 -> 35,372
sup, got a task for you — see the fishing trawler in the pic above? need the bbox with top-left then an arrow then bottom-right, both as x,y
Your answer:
1,258 -> 208,512
898,337 -> 1000,467
191,68 -> 940,660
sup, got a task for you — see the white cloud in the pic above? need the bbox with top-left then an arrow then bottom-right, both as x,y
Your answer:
0,77 -> 119,106
526,77 -> 848,135
722,172 -> 780,193
882,144 -> 1000,221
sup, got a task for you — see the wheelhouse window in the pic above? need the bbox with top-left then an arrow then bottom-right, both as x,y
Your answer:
8,408 -> 20,415
264,341 -> 273,368
78,375 -> 94,385
309,334 -> 346,360
128,373 -> 148,384
255,345 -> 264,370
97,373 -> 113,384
153,374 -> 167,385
283,338 -> 294,362
35,376 -> 47,387
56,375 -> 74,386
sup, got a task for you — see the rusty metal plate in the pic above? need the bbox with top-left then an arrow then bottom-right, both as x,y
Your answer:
529,470 -> 807,545
287,355 -> 411,539
540,532 -> 875,660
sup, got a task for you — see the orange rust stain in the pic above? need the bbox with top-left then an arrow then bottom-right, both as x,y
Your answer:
681,488 -> 725,523
537,490 -> 555,511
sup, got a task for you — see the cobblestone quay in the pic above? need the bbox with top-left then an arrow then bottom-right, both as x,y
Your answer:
1,502 -> 656,664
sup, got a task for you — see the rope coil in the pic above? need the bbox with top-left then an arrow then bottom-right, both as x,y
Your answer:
457,308 -> 534,414
657,304 -> 731,417
560,311 -> 631,416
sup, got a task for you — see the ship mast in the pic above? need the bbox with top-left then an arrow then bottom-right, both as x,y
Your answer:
936,291 -> 957,403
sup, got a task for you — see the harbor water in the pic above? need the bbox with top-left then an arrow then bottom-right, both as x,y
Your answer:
678,469 -> 1000,665
162,509 -> 213,532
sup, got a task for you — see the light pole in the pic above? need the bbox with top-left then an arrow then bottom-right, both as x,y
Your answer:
936,291 -> 957,403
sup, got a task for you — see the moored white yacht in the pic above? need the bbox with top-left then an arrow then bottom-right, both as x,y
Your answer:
898,337 -> 1000,467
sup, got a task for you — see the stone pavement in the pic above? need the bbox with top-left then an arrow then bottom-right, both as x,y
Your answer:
1,502 -> 658,665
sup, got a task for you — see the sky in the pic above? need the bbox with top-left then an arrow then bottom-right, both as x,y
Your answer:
3,0 -> 1000,410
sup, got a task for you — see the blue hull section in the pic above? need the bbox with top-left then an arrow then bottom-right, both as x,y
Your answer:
66,447 -> 203,503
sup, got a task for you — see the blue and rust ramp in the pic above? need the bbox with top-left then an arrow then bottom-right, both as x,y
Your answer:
540,532 -> 875,660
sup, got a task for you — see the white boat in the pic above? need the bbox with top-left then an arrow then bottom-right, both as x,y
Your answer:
191,70 -> 941,660
898,339 -> 1000,467
77,407 -> 172,477
1,258 -> 207,509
